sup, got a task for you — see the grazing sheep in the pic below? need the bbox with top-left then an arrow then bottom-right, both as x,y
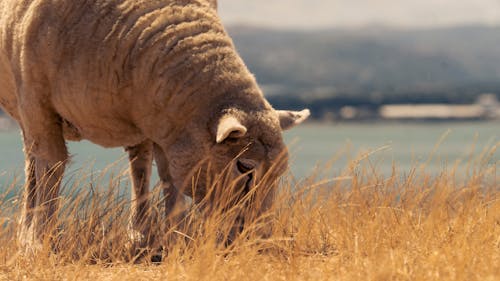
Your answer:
0,0 -> 309,252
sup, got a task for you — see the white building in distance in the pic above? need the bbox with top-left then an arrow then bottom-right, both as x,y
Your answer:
379,94 -> 499,120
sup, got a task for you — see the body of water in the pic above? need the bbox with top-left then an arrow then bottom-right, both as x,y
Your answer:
0,122 -> 499,187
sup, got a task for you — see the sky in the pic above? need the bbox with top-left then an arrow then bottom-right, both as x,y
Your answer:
218,0 -> 500,29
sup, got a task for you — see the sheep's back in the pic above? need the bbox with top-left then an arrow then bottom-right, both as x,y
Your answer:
1,0 -> 263,147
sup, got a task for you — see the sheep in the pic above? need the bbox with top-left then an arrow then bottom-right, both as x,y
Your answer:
0,0 -> 309,253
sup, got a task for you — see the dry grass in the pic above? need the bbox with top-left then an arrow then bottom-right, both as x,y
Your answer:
0,145 -> 498,281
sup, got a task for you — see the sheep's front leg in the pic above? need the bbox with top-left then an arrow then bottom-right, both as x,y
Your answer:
18,133 -> 38,249
126,140 -> 154,249
153,144 -> 186,229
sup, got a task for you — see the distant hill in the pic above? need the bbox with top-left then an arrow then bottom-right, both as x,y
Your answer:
227,25 -> 500,115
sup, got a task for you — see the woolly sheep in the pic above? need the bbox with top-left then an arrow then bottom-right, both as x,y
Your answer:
0,0 -> 309,253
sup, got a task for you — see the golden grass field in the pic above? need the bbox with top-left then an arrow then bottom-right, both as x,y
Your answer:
0,145 -> 498,281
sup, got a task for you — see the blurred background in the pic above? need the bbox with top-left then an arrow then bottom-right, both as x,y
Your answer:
218,0 -> 500,122
0,0 -> 499,181
219,0 -> 500,29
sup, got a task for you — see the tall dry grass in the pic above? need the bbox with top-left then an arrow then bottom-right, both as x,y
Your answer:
0,144 -> 498,281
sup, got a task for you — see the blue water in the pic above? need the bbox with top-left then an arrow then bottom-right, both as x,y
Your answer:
0,122 -> 499,189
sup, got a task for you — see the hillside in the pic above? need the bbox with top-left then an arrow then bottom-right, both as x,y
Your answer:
227,25 -> 500,115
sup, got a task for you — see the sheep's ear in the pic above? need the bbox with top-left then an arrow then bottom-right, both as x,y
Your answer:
216,115 -> 247,143
277,109 -> 310,130
207,0 -> 217,10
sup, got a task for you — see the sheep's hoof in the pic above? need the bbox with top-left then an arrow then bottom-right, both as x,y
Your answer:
18,225 -> 43,254
127,229 -> 162,263
131,246 -> 163,264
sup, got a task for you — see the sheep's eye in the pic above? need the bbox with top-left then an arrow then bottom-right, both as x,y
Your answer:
237,160 -> 254,174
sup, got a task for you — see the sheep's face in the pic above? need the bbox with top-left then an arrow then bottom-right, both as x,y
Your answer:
164,109 -> 310,207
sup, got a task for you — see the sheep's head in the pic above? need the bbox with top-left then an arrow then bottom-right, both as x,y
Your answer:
164,108 -> 309,209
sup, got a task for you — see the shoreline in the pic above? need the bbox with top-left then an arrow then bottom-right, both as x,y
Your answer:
1,115 -> 500,133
